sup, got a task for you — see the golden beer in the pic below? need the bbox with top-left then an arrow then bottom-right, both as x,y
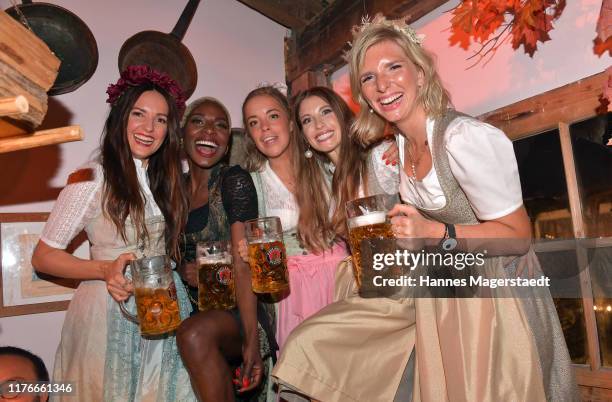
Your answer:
347,211 -> 395,287
198,261 -> 236,311
135,285 -> 181,336
121,255 -> 182,336
248,240 -> 289,293
196,240 -> 235,311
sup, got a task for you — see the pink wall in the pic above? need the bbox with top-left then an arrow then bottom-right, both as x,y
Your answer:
0,0 -> 287,371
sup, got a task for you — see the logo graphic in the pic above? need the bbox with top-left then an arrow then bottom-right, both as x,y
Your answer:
216,266 -> 233,285
265,246 -> 283,266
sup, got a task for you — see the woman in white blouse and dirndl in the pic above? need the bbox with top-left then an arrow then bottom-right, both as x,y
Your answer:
31,66 -> 196,402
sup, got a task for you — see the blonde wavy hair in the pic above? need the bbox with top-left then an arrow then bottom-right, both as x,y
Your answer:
348,15 -> 451,146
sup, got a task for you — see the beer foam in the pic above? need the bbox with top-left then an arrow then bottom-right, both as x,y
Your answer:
348,211 -> 386,228
248,237 -> 281,244
198,255 -> 231,265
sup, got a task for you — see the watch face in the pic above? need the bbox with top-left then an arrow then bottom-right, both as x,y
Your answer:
441,237 -> 458,252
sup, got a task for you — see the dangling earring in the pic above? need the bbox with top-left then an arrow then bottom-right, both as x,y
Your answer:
179,138 -> 184,148
304,146 -> 313,159
369,108 -> 374,114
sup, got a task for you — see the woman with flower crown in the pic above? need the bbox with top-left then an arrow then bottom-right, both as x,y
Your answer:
32,65 -> 196,401
272,15 -> 578,402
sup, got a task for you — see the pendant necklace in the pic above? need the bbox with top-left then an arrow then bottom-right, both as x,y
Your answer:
406,138 -> 429,180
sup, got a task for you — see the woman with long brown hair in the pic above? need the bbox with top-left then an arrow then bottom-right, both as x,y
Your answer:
31,66 -> 195,401
292,86 -> 398,250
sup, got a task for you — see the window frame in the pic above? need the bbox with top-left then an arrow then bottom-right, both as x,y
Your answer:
480,70 -> 611,389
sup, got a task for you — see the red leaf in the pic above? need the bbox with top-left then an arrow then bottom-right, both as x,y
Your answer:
449,29 -> 472,49
449,0 -> 565,62
593,37 -> 612,56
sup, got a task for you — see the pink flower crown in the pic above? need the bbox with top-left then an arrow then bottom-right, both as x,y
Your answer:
106,65 -> 187,113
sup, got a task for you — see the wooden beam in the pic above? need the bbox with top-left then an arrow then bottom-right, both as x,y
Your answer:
236,0 -> 307,29
0,96 -> 28,117
286,0 -> 450,82
0,125 -> 83,154
480,72 -> 608,140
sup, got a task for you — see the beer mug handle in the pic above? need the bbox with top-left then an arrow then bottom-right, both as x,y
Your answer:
118,261 -> 139,324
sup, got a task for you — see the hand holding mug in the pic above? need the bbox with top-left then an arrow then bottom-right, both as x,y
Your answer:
103,252 -> 136,302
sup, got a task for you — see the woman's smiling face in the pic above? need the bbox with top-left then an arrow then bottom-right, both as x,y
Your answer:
126,90 -> 169,161
183,101 -> 231,169
298,95 -> 342,161
359,39 -> 424,126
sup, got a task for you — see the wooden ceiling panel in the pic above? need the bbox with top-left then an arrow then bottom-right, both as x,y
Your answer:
236,0 -> 336,30
286,0 -> 450,82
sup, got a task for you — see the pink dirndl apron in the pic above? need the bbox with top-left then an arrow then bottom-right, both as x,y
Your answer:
276,242 -> 348,350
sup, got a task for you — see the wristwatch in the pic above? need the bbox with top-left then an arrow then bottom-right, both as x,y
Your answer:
440,223 -> 457,251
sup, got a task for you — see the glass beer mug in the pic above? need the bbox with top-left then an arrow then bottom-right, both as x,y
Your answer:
120,255 -> 181,336
245,217 -> 289,293
346,194 -> 397,287
196,240 -> 236,311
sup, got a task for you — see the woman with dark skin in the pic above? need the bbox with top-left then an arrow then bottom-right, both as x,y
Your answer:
176,97 -> 272,402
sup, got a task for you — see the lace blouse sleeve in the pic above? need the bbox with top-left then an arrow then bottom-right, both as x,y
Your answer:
40,163 -> 102,249
368,141 -> 400,194
221,166 -> 258,224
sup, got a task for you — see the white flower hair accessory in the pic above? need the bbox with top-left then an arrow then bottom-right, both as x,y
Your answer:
256,81 -> 288,97
347,13 -> 426,49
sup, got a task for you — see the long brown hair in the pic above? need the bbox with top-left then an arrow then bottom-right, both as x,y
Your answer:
292,87 -> 368,249
101,83 -> 188,259
241,86 -> 292,172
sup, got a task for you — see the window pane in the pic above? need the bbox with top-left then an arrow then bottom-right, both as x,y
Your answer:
587,245 -> 612,367
514,130 -> 572,239
513,130 -> 588,364
569,112 -> 612,238
570,113 -> 612,367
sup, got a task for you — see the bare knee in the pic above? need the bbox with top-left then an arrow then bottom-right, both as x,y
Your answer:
177,313 -> 220,358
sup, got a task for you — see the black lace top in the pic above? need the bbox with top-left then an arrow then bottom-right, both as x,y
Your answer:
180,164 -> 258,309
184,164 -> 258,234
